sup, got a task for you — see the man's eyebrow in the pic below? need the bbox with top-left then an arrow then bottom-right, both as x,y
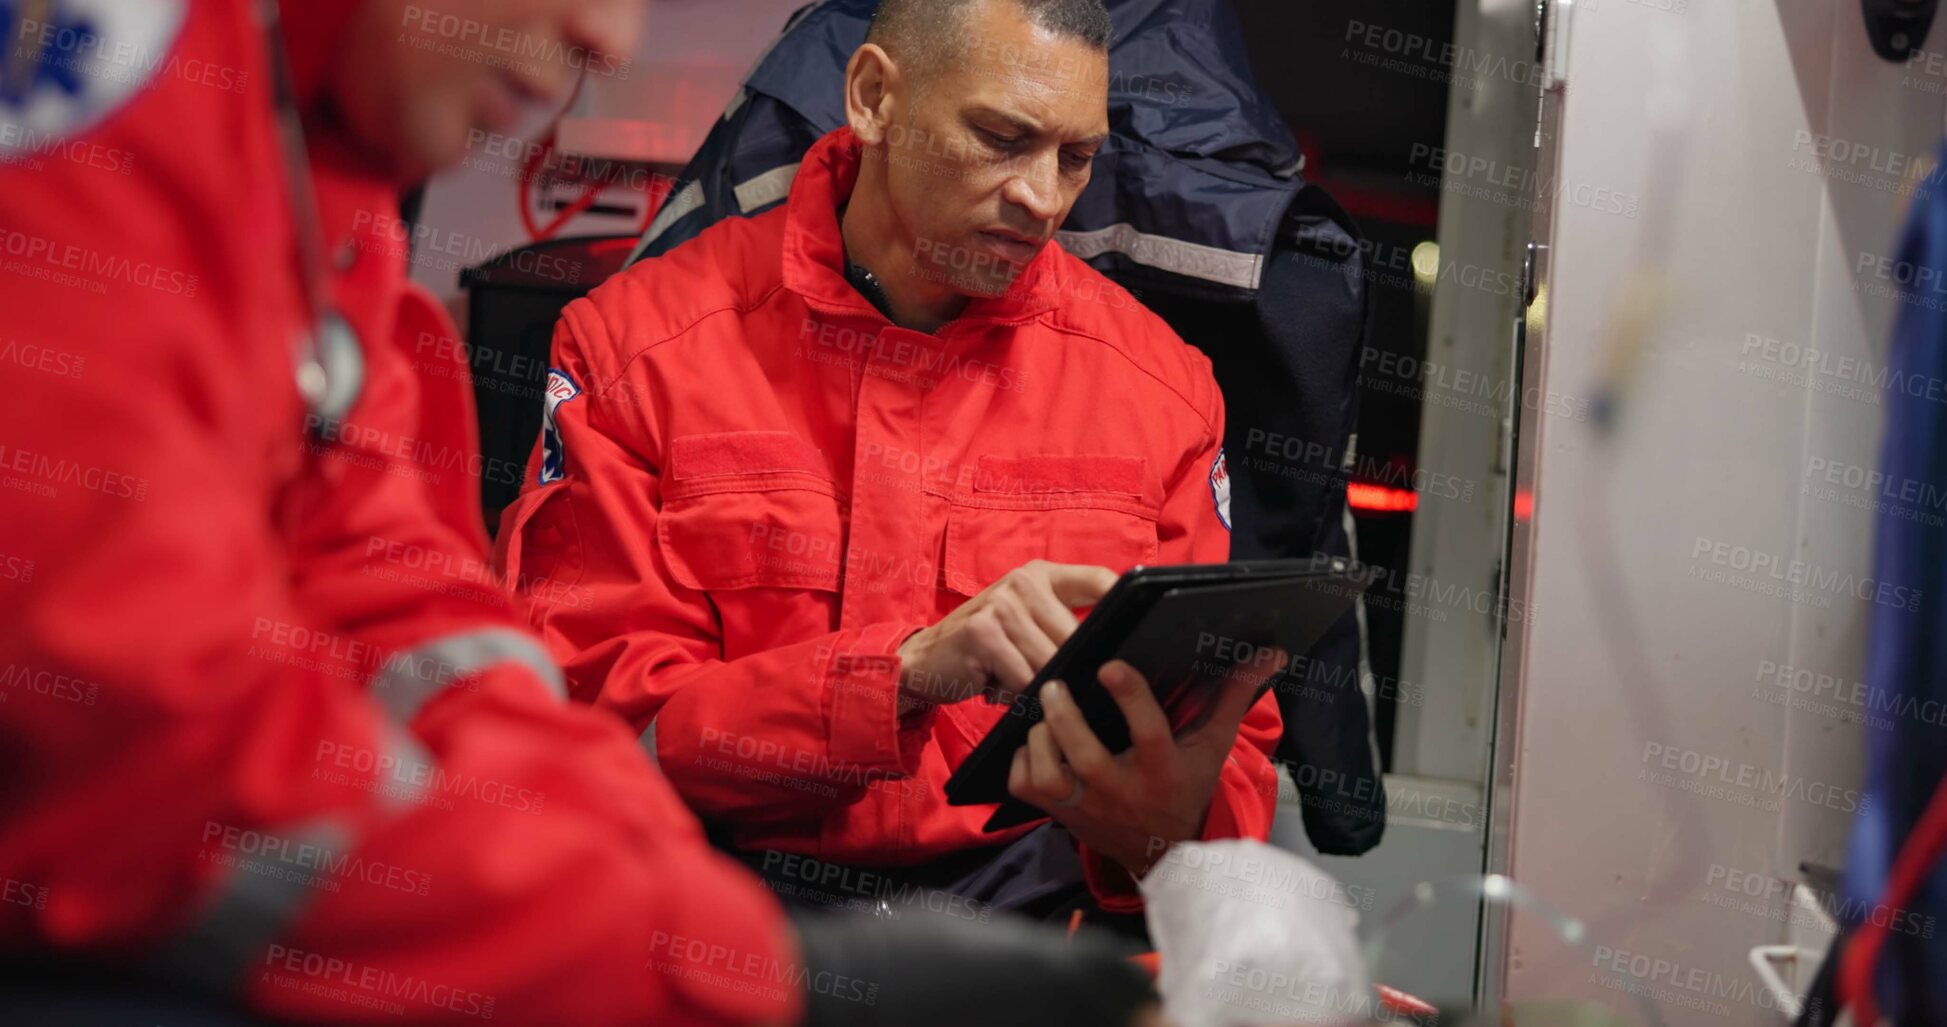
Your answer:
968,108 -> 1107,148
967,107 -> 1042,136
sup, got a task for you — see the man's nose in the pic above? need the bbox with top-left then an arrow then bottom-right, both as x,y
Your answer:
1001,151 -> 1065,225
567,0 -> 644,71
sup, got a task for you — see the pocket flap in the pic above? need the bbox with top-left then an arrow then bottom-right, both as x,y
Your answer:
658,431 -> 842,592
666,431 -> 834,498
973,454 -> 1146,498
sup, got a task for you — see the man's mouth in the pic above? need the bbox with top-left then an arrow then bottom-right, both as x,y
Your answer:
480,72 -> 557,133
977,230 -> 1041,265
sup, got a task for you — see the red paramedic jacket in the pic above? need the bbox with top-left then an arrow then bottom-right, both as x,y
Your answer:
497,126 -> 1283,907
0,2 -> 795,1024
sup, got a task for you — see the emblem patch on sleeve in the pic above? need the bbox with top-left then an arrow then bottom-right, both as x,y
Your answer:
538,368 -> 581,484
0,1 -> 188,157
1209,447 -> 1231,531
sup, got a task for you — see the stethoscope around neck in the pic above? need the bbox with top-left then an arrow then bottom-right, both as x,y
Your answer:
257,0 -> 363,442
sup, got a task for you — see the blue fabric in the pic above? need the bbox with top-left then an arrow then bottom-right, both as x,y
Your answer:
636,0 -> 1302,284
1844,138 -> 1947,1024
729,825 -> 1151,945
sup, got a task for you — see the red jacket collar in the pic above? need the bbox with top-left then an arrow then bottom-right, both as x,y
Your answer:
781,127 -> 1061,328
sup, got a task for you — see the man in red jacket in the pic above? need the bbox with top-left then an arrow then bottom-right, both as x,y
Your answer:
497,0 -> 1286,922
0,1 -> 1153,1024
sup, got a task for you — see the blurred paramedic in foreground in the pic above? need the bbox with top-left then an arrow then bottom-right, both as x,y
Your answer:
0,1 -> 1153,1024
498,0 -> 1286,927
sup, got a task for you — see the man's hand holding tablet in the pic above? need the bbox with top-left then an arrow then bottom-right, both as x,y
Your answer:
940,559 -> 1379,876
1007,652 -> 1288,876
893,557 -> 1359,879
892,559 -> 1274,876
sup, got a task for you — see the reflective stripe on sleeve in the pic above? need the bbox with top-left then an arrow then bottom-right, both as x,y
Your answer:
731,162 -> 799,214
149,816 -> 353,995
370,719 -> 439,815
368,627 -> 565,723
151,724 -> 437,993
1055,222 -> 1264,290
635,179 -> 705,256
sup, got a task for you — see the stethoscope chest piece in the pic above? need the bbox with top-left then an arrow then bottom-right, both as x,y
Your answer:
297,311 -> 365,439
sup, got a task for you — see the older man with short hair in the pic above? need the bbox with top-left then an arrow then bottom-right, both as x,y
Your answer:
500,0 -> 1284,927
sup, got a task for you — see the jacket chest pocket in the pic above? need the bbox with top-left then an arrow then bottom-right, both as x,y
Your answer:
940,454 -> 1160,599
656,432 -> 844,619
937,454 -> 1159,750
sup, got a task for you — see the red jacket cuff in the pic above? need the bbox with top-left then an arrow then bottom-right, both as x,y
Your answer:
1080,843 -> 1148,913
824,622 -> 930,772
1199,774 -> 1257,845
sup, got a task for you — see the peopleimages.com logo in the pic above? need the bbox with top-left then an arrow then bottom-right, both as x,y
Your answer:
399,5 -> 632,80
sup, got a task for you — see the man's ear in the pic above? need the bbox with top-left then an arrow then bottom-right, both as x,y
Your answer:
844,43 -> 902,147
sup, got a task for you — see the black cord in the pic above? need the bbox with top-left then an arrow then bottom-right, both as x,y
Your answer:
844,258 -> 896,321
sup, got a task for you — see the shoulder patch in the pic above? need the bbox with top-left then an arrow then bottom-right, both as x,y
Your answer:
0,1 -> 188,157
538,368 -> 581,484
1209,447 -> 1231,531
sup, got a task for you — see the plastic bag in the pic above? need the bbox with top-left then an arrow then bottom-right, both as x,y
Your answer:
1141,839 -> 1374,1027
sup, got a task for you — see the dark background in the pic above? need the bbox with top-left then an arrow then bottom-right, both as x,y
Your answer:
1235,0 -> 1457,768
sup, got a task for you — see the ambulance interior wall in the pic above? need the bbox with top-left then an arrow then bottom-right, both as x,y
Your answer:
1497,0 -> 1943,1020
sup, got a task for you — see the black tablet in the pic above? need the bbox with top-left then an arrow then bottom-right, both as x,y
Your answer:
942,559 -> 1377,831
